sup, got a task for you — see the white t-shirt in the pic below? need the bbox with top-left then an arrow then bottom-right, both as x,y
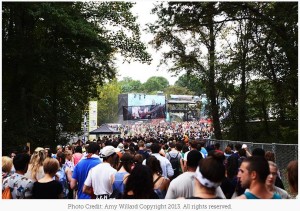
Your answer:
165,172 -> 195,199
165,171 -> 225,199
84,163 -> 117,195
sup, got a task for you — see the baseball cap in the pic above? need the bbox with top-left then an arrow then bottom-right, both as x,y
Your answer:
242,144 -> 247,149
100,146 -> 116,158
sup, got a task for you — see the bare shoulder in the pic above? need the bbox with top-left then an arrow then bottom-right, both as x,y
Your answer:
163,177 -> 170,183
162,177 -> 170,189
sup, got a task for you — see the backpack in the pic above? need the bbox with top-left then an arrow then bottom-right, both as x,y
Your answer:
168,152 -> 180,179
2,186 -> 12,199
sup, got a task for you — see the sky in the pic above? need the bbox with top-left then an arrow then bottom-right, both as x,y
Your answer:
115,1 -> 182,85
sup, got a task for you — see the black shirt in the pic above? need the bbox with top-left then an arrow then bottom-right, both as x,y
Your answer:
32,180 -> 63,199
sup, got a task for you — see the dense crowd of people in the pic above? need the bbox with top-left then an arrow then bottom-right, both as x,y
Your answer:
115,121 -> 214,140
2,121 -> 298,200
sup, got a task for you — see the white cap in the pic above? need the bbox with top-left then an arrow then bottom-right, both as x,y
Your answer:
100,146 -> 116,158
242,144 -> 247,149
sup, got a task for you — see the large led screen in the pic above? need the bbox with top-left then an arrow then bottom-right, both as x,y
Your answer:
123,104 -> 166,120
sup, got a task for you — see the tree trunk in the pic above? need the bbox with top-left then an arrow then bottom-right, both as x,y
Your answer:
261,100 -> 270,136
238,48 -> 247,141
207,9 -> 222,140
266,52 -> 285,125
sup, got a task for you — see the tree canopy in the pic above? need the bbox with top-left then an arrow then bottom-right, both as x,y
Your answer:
2,2 -> 151,152
143,76 -> 170,93
149,2 -> 297,142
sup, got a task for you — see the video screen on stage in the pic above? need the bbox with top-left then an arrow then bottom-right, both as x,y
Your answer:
122,94 -> 166,120
123,104 -> 166,120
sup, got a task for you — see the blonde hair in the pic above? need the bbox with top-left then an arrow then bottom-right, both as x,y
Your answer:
268,161 -> 278,170
2,156 -> 13,173
28,147 -> 46,180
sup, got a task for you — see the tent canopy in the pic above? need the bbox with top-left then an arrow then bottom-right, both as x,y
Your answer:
89,124 -> 121,135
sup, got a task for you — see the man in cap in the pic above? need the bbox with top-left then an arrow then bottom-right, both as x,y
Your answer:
83,146 -> 118,199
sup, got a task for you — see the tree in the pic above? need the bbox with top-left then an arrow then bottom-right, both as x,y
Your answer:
219,9 -> 255,141
97,80 -> 121,125
142,76 -> 170,93
150,2 -> 297,142
241,2 -> 297,94
247,80 -> 273,132
118,77 -> 143,93
175,73 -> 204,96
164,85 -> 195,98
149,2 -> 224,139
225,2 -> 298,124
2,2 -> 151,152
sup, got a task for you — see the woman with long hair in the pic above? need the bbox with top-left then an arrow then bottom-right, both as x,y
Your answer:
25,147 -> 46,182
123,164 -> 158,199
146,156 -> 170,199
111,153 -> 134,198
